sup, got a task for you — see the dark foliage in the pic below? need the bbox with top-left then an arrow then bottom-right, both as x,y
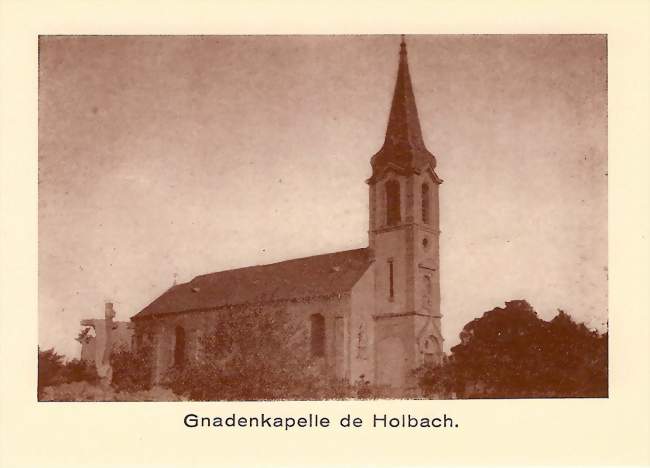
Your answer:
63,358 -> 99,384
75,327 -> 94,343
164,307 -> 329,400
38,347 -> 99,400
109,345 -> 153,392
416,300 -> 608,398
38,347 -> 66,399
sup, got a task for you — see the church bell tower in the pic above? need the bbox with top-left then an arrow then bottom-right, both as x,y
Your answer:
368,37 -> 444,388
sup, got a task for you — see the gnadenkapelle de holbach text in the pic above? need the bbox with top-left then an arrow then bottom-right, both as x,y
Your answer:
183,413 -> 458,430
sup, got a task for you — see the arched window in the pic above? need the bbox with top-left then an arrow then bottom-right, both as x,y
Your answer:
421,183 -> 430,224
310,314 -> 325,358
385,180 -> 401,226
174,325 -> 186,367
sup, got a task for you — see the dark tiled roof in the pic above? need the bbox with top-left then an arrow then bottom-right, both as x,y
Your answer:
132,248 -> 372,320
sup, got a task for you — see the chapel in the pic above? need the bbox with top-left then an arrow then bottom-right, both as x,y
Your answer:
131,37 -> 444,390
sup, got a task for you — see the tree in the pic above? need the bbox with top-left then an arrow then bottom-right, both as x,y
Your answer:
37,347 -> 99,399
38,347 -> 67,399
544,311 -> 608,396
164,306 -> 326,400
416,300 -> 608,398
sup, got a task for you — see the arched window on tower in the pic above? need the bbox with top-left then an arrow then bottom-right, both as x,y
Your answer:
385,180 -> 401,226
174,325 -> 185,367
421,183 -> 430,224
310,313 -> 325,358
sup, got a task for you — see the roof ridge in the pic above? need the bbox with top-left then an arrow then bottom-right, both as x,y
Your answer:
190,246 -> 370,283
132,246 -> 373,320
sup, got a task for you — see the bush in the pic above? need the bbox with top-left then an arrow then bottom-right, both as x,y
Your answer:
65,358 -> 99,384
413,355 -> 459,399
163,307 -> 328,400
110,345 -> 153,392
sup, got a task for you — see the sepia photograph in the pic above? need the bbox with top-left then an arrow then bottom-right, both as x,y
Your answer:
38,34 -> 608,401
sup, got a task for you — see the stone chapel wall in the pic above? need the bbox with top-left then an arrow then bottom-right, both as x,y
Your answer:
132,294 -> 352,385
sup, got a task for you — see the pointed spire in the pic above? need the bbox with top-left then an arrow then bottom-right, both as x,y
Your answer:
385,35 -> 425,150
369,36 -> 438,184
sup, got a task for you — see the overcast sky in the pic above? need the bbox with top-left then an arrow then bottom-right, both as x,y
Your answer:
39,35 -> 607,358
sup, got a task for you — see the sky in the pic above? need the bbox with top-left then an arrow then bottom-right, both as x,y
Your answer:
38,35 -> 607,358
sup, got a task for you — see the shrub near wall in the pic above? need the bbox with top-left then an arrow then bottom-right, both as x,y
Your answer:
163,307 -> 338,400
110,345 -> 153,392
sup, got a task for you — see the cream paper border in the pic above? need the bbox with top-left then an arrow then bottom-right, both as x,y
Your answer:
1,0 -> 648,466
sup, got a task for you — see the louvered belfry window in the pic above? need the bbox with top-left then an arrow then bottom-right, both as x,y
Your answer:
422,183 -> 430,224
385,180 -> 401,226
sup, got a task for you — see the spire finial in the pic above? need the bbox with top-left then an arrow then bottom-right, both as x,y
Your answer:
368,32 -> 438,184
